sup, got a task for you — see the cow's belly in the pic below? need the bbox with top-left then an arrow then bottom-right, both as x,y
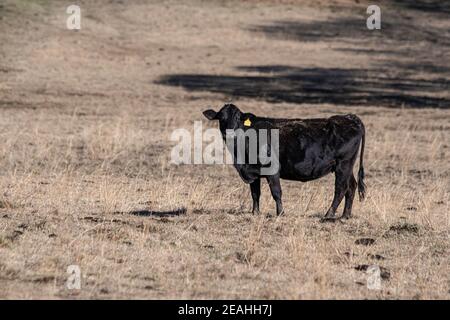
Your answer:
279,153 -> 336,182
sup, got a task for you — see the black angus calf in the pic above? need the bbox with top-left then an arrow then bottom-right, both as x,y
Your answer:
203,104 -> 366,220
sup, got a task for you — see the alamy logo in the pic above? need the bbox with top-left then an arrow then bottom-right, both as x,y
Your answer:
66,265 -> 81,290
366,265 -> 381,290
170,121 -> 280,176
66,5 -> 81,30
366,5 -> 381,30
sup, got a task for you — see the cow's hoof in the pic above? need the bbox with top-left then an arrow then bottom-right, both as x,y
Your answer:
276,210 -> 285,217
320,216 -> 337,223
341,214 -> 352,220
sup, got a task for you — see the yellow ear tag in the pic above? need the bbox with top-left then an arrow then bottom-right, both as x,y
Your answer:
244,118 -> 251,127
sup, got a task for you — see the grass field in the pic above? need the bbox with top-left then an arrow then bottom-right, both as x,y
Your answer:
0,0 -> 449,299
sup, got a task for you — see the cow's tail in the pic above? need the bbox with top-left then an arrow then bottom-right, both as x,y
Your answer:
357,122 -> 366,201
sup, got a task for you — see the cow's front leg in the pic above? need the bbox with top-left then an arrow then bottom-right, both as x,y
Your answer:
250,178 -> 261,214
267,175 -> 284,216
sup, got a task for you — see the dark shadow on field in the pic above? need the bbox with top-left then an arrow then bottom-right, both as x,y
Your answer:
128,207 -> 187,217
157,5 -> 450,108
249,18 -> 450,46
248,14 -> 450,64
157,66 -> 450,108
393,0 -> 450,15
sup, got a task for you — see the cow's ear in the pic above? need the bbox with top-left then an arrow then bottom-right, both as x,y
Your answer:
203,109 -> 218,120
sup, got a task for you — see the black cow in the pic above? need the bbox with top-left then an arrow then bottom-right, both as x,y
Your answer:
203,104 -> 366,220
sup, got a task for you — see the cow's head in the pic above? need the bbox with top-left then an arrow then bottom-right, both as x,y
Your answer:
203,104 -> 254,134
203,104 -> 279,180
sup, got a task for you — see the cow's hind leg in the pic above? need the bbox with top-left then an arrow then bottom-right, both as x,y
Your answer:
342,174 -> 357,219
266,175 -> 284,216
322,161 -> 352,221
250,178 -> 261,214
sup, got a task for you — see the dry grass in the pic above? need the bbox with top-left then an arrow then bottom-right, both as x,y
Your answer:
0,0 -> 449,299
